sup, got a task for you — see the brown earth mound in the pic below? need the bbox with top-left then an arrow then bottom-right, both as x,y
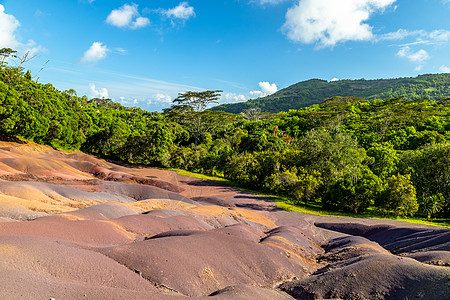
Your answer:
98,224 -> 315,297
316,222 -> 450,254
280,253 -> 450,300
0,235 -> 186,300
204,285 -> 294,300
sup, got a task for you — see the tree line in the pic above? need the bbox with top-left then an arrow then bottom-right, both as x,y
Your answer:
1,48 -> 449,220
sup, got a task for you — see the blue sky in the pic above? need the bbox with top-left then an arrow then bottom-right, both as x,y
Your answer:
1,0 -> 450,111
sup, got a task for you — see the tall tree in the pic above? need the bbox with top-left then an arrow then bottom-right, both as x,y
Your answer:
164,90 -> 234,145
171,90 -> 222,112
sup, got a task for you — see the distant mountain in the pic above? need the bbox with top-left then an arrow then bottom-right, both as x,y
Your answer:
211,74 -> 450,113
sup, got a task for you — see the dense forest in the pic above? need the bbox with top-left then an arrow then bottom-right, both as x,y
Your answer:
212,75 -> 450,113
1,48 -> 449,220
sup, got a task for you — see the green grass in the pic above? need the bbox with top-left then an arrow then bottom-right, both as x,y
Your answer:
170,168 -> 450,228
277,200 -> 450,228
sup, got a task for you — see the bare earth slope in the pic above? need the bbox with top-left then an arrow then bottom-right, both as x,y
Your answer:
0,141 -> 449,299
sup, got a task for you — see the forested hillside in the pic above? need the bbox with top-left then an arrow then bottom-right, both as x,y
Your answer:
1,49 -> 449,221
211,74 -> 450,113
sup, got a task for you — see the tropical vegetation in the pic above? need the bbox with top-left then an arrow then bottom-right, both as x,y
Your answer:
1,48 -> 449,221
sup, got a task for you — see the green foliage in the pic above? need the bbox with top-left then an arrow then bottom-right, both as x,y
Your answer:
0,81 -> 21,134
164,91 -> 235,145
171,90 -> 222,112
419,194 -> 445,220
224,152 -> 260,187
323,167 -> 383,214
379,174 -> 419,216
296,129 -> 372,181
400,142 -> 450,215
366,143 -> 398,180
264,166 -> 322,204
118,121 -> 183,165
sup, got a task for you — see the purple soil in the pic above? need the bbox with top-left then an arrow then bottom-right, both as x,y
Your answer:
115,213 -> 213,237
142,208 -> 261,229
66,161 -> 185,193
280,253 -> 450,300
0,235 -> 186,300
405,251 -> 450,266
315,222 -> 450,254
0,218 -> 134,246
191,196 -> 236,207
98,225 -> 315,297
203,285 -> 294,300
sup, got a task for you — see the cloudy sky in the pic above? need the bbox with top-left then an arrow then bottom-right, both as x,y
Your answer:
1,0 -> 450,111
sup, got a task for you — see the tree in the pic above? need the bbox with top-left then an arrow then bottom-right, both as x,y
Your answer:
323,167 -> 382,214
241,107 -> 264,121
171,90 -> 222,112
0,48 -> 17,66
366,142 -> 398,181
401,142 -> 450,216
379,173 -> 419,216
419,194 -> 444,220
296,129 -> 372,181
118,121 -> 185,166
264,166 -> 322,204
164,90 -> 236,145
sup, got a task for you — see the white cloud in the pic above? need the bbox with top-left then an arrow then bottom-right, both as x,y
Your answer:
249,81 -> 278,99
379,29 -> 422,41
282,0 -> 396,47
106,3 -> 150,29
121,94 -> 172,111
259,81 -> 278,95
89,83 -> 109,98
397,46 -> 430,70
113,47 -> 128,55
163,2 -> 195,19
151,93 -> 172,104
330,77 -> 339,82
379,29 -> 450,46
0,4 -> 44,55
132,16 -> 150,29
250,90 -> 265,99
80,42 -> 109,64
428,30 -> 450,42
23,40 -> 46,57
439,65 -> 450,73
35,9 -> 50,17
397,47 -> 429,63
118,97 -> 139,107
222,93 -> 247,103
0,4 -> 20,49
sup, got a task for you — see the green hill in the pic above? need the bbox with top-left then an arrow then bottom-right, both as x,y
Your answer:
211,74 -> 450,113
